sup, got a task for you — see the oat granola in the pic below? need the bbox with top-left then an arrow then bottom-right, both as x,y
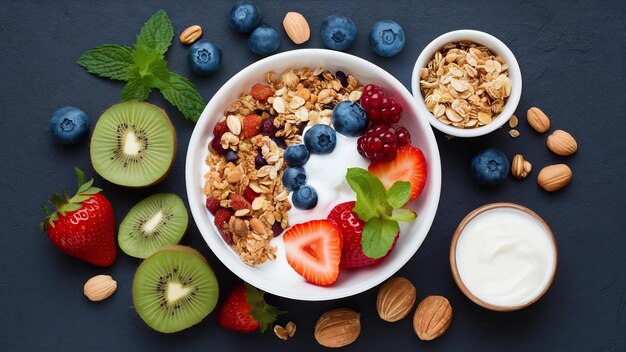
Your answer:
419,41 -> 512,129
203,67 -> 362,265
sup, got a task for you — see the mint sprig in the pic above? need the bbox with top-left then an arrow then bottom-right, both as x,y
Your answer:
77,10 -> 206,122
346,168 -> 417,259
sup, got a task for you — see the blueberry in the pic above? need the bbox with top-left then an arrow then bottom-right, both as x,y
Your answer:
225,149 -> 239,162
320,15 -> 357,51
304,124 -> 337,155
260,118 -> 278,136
248,25 -> 281,55
332,101 -> 368,137
254,154 -> 267,169
292,185 -> 318,210
271,222 -> 283,237
369,20 -> 405,57
282,167 -> 306,191
228,0 -> 262,33
271,136 -> 287,149
49,106 -> 90,145
470,148 -> 509,186
188,40 -> 222,75
284,144 -> 310,167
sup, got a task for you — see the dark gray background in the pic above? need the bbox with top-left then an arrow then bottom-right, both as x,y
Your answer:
1,0 -> 624,351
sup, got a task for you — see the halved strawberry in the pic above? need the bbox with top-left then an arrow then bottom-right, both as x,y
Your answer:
368,144 -> 427,201
283,220 -> 343,286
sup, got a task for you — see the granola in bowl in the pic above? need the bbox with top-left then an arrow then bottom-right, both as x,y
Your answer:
203,67 -> 363,266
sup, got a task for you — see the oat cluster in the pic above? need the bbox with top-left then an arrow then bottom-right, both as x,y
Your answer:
204,67 -> 362,265
419,41 -> 512,128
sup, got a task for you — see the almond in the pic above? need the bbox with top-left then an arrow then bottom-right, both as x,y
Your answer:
376,277 -> 416,322
511,154 -> 532,179
179,25 -> 202,45
413,295 -> 452,341
527,107 -> 551,133
283,12 -> 310,44
538,164 -> 572,191
314,308 -> 361,348
83,275 -> 117,302
547,130 -> 577,156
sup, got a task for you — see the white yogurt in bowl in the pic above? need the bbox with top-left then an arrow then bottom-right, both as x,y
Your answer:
287,130 -> 369,224
450,203 -> 557,311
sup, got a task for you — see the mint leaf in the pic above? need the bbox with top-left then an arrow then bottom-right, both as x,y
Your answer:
77,44 -> 134,80
121,78 -> 151,101
361,217 -> 399,259
386,181 -> 412,208
389,208 -> 417,222
346,168 -> 391,221
159,72 -> 206,122
135,9 -> 173,55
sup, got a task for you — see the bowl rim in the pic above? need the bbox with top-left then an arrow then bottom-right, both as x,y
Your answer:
185,48 -> 442,301
411,29 -> 523,137
449,202 -> 558,311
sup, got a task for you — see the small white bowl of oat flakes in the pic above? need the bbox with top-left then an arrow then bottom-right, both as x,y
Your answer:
411,30 -> 522,137
186,49 -> 441,301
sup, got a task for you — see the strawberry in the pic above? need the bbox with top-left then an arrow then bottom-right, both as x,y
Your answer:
40,168 -> 116,267
328,201 -> 398,269
229,193 -> 251,211
205,197 -> 221,215
368,144 -> 427,202
242,114 -> 263,138
214,208 -> 234,244
213,120 -> 229,138
250,83 -> 273,102
283,220 -> 343,286
242,187 -> 259,203
217,283 -> 282,333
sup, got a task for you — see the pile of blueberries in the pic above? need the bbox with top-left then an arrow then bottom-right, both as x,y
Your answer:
188,0 -> 408,75
281,99 -> 368,210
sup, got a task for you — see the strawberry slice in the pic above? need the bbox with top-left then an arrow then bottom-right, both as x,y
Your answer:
283,220 -> 343,286
368,144 -> 427,201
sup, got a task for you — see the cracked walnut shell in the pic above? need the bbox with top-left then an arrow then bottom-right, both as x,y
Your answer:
511,154 -> 532,179
413,295 -> 452,341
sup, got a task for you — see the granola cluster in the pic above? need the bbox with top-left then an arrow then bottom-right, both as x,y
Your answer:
204,67 -> 363,265
419,41 -> 512,128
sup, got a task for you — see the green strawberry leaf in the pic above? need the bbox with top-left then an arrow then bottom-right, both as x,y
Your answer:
77,44 -> 134,81
361,217 -> 399,259
158,72 -> 206,122
346,168 -> 391,221
40,168 -> 102,231
135,9 -> 173,55
244,283 -> 285,332
386,181 -> 412,208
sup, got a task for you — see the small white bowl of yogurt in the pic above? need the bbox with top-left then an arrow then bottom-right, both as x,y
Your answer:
450,203 -> 557,311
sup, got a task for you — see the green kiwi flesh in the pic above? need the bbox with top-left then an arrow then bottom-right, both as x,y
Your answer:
132,247 -> 219,333
90,101 -> 176,187
119,193 -> 189,259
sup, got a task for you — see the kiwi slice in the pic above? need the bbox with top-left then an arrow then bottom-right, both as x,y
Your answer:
132,246 -> 219,333
118,193 -> 189,259
90,101 -> 176,187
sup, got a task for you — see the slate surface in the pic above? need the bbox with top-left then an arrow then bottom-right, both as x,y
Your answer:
1,0 -> 624,350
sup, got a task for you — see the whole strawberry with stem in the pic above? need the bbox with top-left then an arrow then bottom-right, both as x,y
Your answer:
40,168 -> 116,267
217,282 -> 283,333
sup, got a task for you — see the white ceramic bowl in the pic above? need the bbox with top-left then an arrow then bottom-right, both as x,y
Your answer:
411,30 -> 522,137
186,49 -> 441,301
